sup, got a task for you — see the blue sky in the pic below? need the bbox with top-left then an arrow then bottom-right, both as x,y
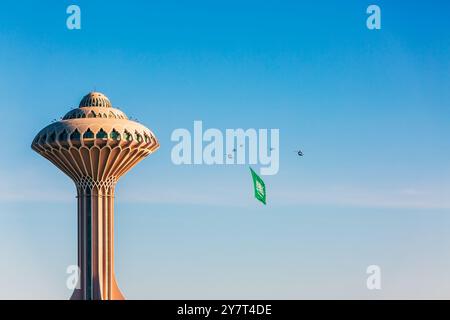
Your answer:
0,0 -> 449,299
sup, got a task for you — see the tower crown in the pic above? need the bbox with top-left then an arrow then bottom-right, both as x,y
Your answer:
79,92 -> 112,108
31,92 -> 159,185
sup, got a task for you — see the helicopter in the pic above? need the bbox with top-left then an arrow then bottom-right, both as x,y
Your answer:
294,150 -> 304,157
227,148 -> 238,159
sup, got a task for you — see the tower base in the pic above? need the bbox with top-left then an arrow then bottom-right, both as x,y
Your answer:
70,277 -> 125,300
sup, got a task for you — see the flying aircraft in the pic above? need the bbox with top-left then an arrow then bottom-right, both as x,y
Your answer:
227,148 -> 237,159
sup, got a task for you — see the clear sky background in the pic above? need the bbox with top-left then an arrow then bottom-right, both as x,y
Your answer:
0,0 -> 449,299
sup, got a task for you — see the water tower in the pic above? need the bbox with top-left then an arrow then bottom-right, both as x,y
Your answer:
31,92 -> 159,300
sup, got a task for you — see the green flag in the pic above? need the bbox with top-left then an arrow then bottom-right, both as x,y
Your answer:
250,167 -> 266,205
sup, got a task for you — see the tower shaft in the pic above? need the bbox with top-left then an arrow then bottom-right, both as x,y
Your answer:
71,177 -> 124,300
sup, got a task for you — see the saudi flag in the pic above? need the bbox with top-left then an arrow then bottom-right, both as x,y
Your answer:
250,167 -> 266,205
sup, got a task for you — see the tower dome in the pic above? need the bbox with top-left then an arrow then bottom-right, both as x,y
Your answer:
79,92 -> 112,108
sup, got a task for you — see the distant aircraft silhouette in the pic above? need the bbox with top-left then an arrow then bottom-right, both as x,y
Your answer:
227,148 -> 237,159
295,150 -> 304,156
